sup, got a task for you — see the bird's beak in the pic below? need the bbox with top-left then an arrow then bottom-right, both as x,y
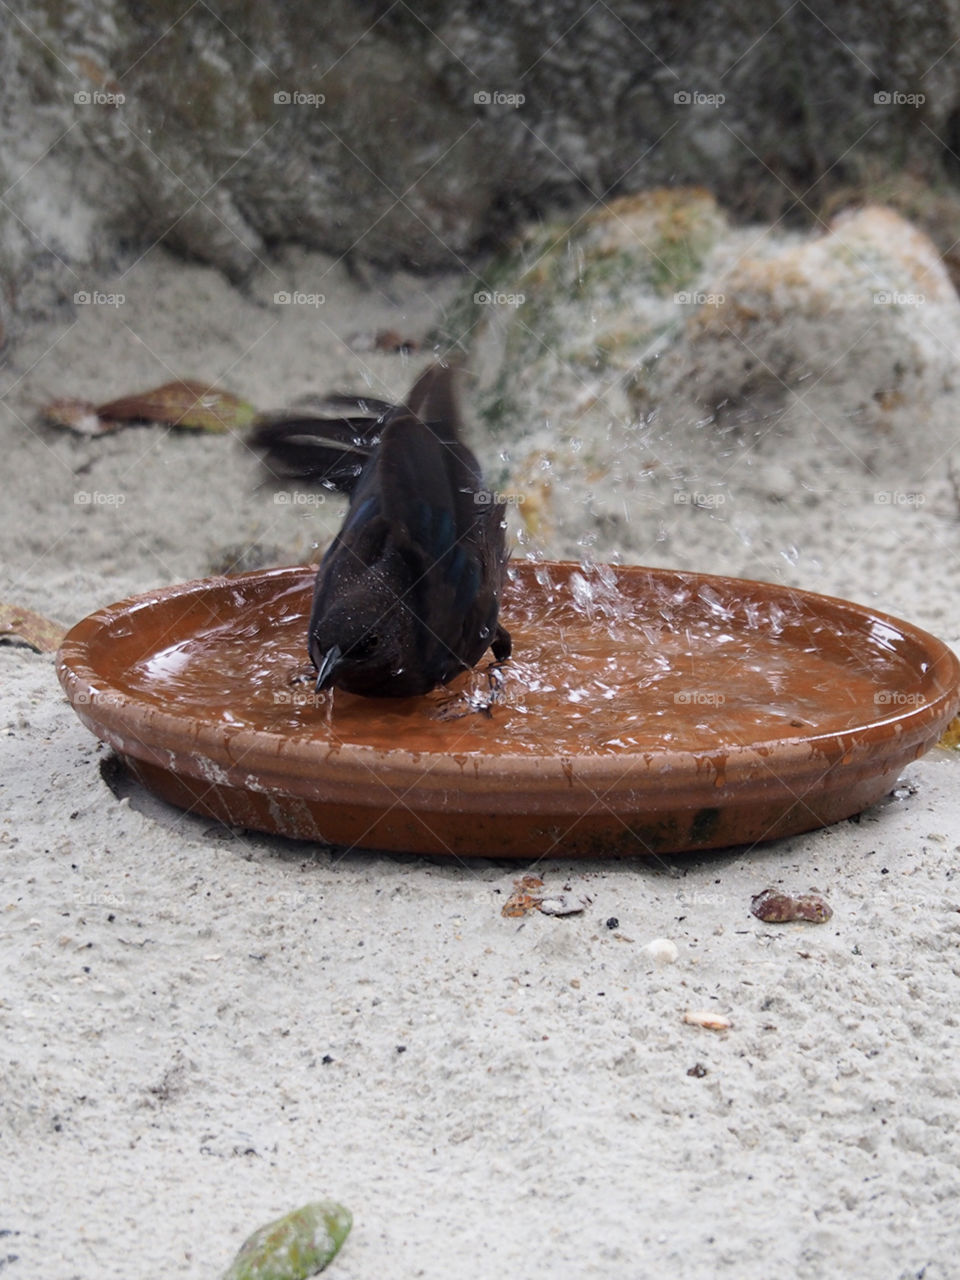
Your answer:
315,644 -> 343,693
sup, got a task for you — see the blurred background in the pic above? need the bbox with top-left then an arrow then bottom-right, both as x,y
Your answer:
5,1 -> 960,303
2,1 -> 959,619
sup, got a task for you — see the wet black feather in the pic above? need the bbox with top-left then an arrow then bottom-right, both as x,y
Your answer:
252,364 -> 511,696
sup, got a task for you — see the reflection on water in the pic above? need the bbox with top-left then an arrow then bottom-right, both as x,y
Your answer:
120,563 -> 925,756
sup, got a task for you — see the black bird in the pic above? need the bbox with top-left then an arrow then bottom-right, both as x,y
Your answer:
251,364 -> 512,697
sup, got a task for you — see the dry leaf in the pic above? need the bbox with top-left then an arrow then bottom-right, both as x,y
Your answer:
938,716 -> 960,749
40,398 -> 108,436
502,877 -> 591,918
0,603 -> 66,653
501,874 -> 544,918
97,381 -> 257,433
41,381 -> 257,436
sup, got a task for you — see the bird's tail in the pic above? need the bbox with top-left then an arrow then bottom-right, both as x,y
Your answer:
401,362 -> 463,444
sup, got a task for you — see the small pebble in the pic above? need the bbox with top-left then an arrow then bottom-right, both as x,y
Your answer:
751,888 -> 832,924
642,938 -> 679,965
222,1200 -> 352,1280
538,894 -> 587,916
683,1010 -> 731,1031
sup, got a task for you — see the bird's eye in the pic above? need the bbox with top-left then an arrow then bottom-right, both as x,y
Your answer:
350,633 -> 379,659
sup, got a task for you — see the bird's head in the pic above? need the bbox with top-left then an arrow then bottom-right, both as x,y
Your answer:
309,593 -> 424,697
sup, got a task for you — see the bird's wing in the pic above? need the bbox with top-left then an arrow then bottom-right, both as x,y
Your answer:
377,413 -> 461,559
375,410 -> 504,668
249,413 -> 380,491
315,392 -> 396,417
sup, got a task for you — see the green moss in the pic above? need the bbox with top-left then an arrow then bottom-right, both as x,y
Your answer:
433,189 -> 726,443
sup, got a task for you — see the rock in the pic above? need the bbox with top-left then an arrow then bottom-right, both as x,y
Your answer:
751,888 -> 833,924
642,938 -> 679,965
437,194 -> 960,561
222,1200 -> 352,1279
6,2 -> 960,332
683,1009 -> 731,1031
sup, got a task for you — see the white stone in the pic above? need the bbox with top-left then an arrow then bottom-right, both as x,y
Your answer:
642,937 -> 679,965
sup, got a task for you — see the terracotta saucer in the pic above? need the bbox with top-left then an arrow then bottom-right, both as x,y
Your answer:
56,561 -> 960,858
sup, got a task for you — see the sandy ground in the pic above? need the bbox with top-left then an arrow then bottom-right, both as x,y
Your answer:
2,247 -> 960,1280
